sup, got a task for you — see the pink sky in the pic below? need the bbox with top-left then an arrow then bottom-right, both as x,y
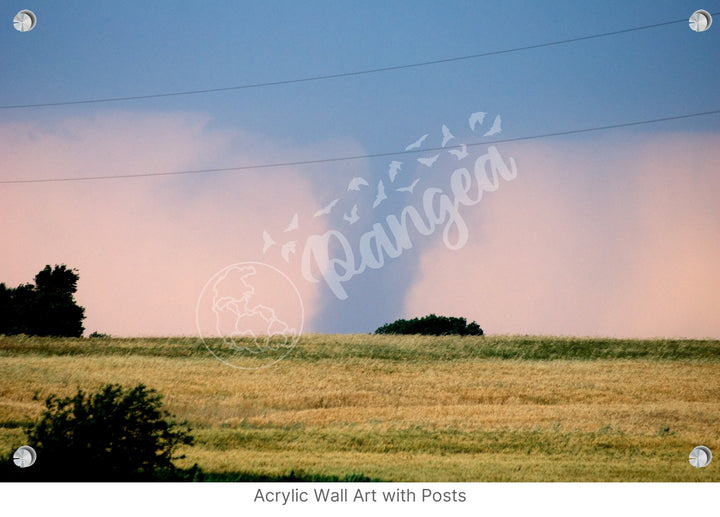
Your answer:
405,134 -> 720,338
1,112 -> 719,338
1,111 -> 335,335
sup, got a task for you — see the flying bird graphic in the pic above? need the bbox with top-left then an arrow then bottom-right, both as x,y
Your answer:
469,111 -> 487,131
347,176 -> 369,191
388,161 -> 402,183
313,198 -> 339,218
281,241 -> 296,263
283,213 -> 299,232
373,180 -> 387,208
262,231 -> 276,254
405,133 -> 429,151
441,125 -> 455,147
417,154 -> 440,167
343,204 -> 359,224
448,143 -> 468,160
396,178 -> 420,194
483,115 -> 502,136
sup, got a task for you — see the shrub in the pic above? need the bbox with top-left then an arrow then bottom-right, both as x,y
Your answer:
375,314 -> 483,336
14,383 -> 192,481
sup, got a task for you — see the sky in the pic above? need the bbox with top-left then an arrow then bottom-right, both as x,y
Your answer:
1,1 -> 719,338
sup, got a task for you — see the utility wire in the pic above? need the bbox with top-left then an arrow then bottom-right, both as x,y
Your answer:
2,109 -> 718,185
0,15 -> 707,110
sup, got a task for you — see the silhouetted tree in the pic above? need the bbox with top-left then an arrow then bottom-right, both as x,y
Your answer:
0,283 -> 14,333
0,264 -> 85,337
375,314 -> 484,336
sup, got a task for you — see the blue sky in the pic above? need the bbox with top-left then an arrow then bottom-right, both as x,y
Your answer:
1,1 -> 719,337
3,1 -> 718,135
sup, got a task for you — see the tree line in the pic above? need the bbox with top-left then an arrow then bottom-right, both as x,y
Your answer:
375,314 -> 483,336
0,264 -> 85,337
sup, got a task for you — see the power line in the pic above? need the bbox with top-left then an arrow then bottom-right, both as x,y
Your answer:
2,109 -> 718,185
0,15 -> 705,110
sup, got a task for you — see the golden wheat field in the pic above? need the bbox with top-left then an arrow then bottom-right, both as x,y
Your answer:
1,334 -> 719,481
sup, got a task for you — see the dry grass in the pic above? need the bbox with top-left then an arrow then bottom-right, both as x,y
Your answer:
1,334 -> 718,481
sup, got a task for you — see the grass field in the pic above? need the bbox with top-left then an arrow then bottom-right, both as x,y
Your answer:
1,334 -> 719,481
